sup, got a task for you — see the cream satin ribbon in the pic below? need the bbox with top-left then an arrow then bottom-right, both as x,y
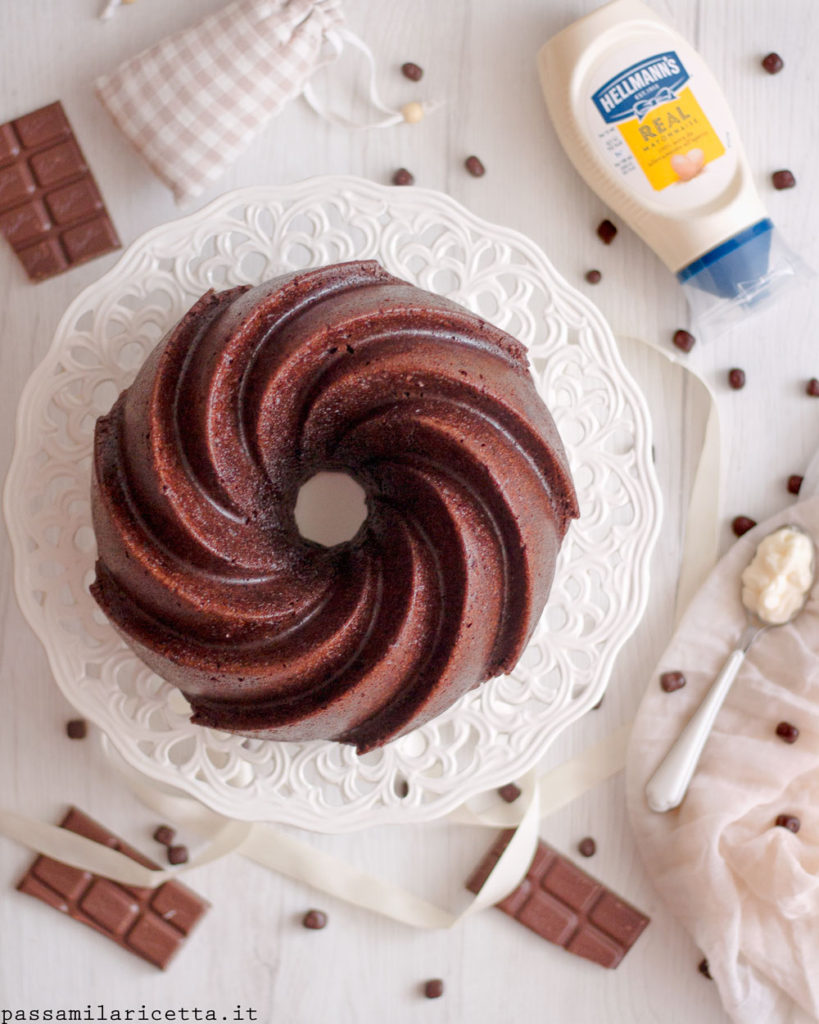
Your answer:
0,339 -> 720,928
797,442 -> 819,504
669,360 -> 721,621
99,0 -> 125,18
618,335 -> 721,622
0,725 -> 628,929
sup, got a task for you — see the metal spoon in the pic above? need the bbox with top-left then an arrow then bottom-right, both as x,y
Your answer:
645,524 -> 815,814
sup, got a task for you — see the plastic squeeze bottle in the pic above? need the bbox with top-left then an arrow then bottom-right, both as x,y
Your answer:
538,0 -> 809,335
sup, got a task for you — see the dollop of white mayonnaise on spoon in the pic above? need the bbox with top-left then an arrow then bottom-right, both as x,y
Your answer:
741,526 -> 814,625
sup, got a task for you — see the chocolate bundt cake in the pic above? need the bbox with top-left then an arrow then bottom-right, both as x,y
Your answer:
91,260 -> 578,752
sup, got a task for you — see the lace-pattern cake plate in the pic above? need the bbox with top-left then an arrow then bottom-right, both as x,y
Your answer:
4,177 -> 660,832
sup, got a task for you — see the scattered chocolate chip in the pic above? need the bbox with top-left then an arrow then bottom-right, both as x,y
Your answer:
392,168 -> 415,186
787,475 -> 804,495
153,825 -> 176,846
732,515 -> 757,537
585,269 -> 602,284
728,368 -> 746,390
772,169 -> 796,190
578,837 -> 596,858
596,218 -> 617,244
401,62 -> 424,82
775,814 -> 800,833
497,783 -> 521,803
660,671 -> 686,693
302,909 -> 328,930
807,378 -> 819,397
672,328 -> 696,353
775,721 -> 800,743
698,958 -> 712,979
761,52 -> 784,74
465,155 -> 486,178
424,979 -> 444,999
65,719 -> 87,740
167,844 -> 189,865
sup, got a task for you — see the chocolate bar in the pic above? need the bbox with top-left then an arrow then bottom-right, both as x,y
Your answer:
17,807 -> 209,969
0,101 -> 120,281
467,830 -> 649,968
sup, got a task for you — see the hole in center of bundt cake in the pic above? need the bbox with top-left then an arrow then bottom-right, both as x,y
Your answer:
294,472 -> 368,548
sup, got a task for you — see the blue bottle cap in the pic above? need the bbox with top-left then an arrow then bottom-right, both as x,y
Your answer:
678,219 -> 773,300
678,220 -> 812,336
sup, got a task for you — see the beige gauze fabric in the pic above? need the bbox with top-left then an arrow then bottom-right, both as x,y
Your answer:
627,495 -> 819,1024
96,0 -> 343,203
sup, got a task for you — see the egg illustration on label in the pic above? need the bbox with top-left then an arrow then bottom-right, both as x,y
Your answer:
670,148 -> 705,182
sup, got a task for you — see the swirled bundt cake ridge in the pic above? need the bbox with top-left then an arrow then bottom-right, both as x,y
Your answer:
91,260 -> 578,752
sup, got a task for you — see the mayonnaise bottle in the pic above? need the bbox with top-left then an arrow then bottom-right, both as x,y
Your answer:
538,0 -> 810,336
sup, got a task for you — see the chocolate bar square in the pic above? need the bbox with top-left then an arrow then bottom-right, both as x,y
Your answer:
80,879 -> 141,935
31,856 -> 92,901
13,103 -> 71,149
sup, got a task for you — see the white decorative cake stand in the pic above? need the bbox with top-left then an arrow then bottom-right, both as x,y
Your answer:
4,177 -> 661,832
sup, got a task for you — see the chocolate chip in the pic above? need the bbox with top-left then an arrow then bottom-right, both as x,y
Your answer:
167,844 -> 189,865
762,52 -> 784,74
585,269 -> 602,284
596,219 -> 617,244
806,378 -> 819,397
772,169 -> 796,190
591,695 -> 604,710
732,515 -> 757,537
775,721 -> 799,743
153,825 -> 176,846
497,783 -> 521,803
728,368 -> 746,390
401,62 -> 424,82
775,814 -> 800,833
660,671 -> 686,693
423,979 -> 444,999
787,475 -> 804,495
465,155 -> 486,177
65,719 -> 87,740
578,837 -> 596,858
672,329 -> 696,353
698,958 -> 712,979
302,909 -> 328,930
392,168 -> 415,186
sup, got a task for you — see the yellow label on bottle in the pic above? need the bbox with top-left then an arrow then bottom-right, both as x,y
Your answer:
617,87 -> 725,191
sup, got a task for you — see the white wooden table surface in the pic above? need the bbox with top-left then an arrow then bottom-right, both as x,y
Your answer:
1,1 -> 817,1020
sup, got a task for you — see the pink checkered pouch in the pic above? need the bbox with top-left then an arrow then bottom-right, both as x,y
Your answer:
96,0 -> 344,203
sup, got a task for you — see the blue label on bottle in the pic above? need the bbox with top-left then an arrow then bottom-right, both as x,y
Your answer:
592,51 -> 689,124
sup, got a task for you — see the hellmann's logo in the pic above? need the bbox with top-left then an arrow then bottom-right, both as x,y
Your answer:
592,51 -> 689,124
